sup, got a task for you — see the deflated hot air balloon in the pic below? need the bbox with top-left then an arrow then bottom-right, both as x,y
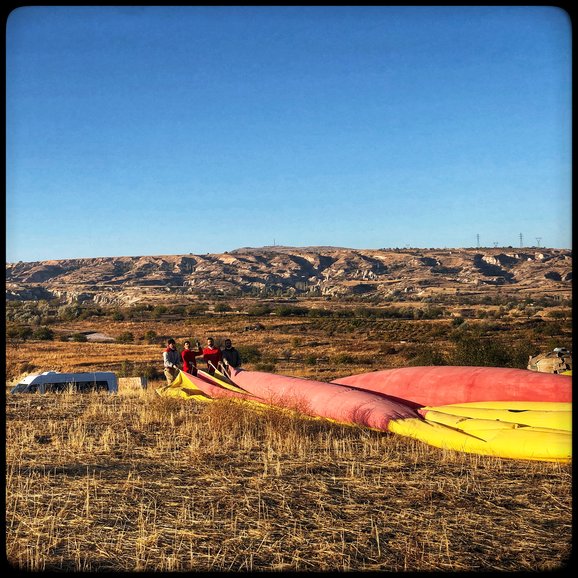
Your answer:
158,367 -> 420,429
156,366 -> 571,463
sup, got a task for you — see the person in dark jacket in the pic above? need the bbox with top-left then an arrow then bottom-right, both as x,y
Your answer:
221,339 -> 242,374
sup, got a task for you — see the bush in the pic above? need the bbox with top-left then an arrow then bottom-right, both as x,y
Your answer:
140,364 -> 160,380
153,305 -> 168,319
214,303 -> 232,313
6,325 -> 33,341
246,304 -> 273,316
32,327 -> 54,341
447,334 -> 526,368
116,332 -> 135,343
274,305 -> 308,316
71,333 -> 88,342
236,345 -> 262,363
144,330 -> 158,344
58,305 -> 83,321
334,353 -> 356,365
308,308 -> 332,317
186,304 -> 205,316
255,362 -> 276,372
405,344 -> 447,366
118,360 -> 133,378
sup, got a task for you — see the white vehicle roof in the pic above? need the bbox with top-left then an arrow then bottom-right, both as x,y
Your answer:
20,371 -> 116,383
11,371 -> 118,394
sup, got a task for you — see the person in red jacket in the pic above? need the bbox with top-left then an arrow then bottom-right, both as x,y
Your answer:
181,340 -> 203,375
202,337 -> 223,375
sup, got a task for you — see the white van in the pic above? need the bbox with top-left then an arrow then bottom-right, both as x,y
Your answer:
10,371 -> 118,394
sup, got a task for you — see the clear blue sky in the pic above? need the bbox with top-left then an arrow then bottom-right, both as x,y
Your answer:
6,6 -> 572,262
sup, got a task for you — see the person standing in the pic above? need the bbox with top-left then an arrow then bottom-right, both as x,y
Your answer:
221,338 -> 242,374
181,339 -> 203,375
163,338 -> 182,384
202,337 -> 223,375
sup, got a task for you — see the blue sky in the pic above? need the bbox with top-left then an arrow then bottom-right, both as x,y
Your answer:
6,6 -> 572,262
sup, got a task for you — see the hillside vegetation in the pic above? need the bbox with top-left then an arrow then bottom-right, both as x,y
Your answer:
5,296 -> 572,384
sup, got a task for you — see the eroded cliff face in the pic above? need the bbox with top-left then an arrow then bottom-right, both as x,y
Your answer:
5,246 -> 572,305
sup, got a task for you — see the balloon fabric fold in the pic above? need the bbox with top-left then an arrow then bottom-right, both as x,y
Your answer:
155,365 -> 571,463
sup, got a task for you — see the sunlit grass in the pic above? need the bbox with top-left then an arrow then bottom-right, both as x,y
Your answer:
5,388 -> 572,572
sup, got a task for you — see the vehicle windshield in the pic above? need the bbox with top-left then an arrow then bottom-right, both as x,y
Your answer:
10,383 -> 30,393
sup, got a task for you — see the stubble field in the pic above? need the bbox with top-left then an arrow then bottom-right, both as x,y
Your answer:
5,304 -> 573,571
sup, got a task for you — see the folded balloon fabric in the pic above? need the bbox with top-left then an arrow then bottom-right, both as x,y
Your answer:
155,366 -> 571,463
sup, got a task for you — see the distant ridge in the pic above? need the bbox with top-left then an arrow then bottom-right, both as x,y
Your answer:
230,245 -> 353,253
5,246 -> 572,306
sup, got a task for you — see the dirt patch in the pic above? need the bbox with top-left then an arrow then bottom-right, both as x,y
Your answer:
85,332 -> 115,342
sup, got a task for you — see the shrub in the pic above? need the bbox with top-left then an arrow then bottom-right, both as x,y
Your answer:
308,308 -> 332,317
334,353 -> 356,365
186,304 -> 205,316
140,364 -> 160,380
304,355 -> 317,366
214,303 -> 232,313
6,325 -> 33,342
246,304 -> 273,316
116,332 -> 135,343
58,305 -> 82,321
405,344 -> 447,366
421,306 -> 445,319
20,362 -> 36,374
118,360 -> 133,378
32,327 -> 54,341
144,330 -> 158,344
236,345 -> 262,363
448,335 -> 515,367
71,333 -> 88,342
274,305 -> 308,316
547,309 -> 570,319
255,362 -> 276,372
153,305 -> 168,319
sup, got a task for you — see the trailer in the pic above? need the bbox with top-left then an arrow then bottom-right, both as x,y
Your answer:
10,371 -> 118,394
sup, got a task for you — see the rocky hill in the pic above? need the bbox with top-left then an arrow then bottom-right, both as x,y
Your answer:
5,246 -> 572,306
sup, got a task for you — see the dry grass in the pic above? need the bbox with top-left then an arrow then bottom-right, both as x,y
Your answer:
6,388 -> 572,572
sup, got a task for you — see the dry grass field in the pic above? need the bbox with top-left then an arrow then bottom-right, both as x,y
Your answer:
6,389 -> 572,572
5,304 -> 573,571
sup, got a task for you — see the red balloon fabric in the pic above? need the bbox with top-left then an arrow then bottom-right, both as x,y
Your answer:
229,368 -> 419,430
332,366 -> 572,407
